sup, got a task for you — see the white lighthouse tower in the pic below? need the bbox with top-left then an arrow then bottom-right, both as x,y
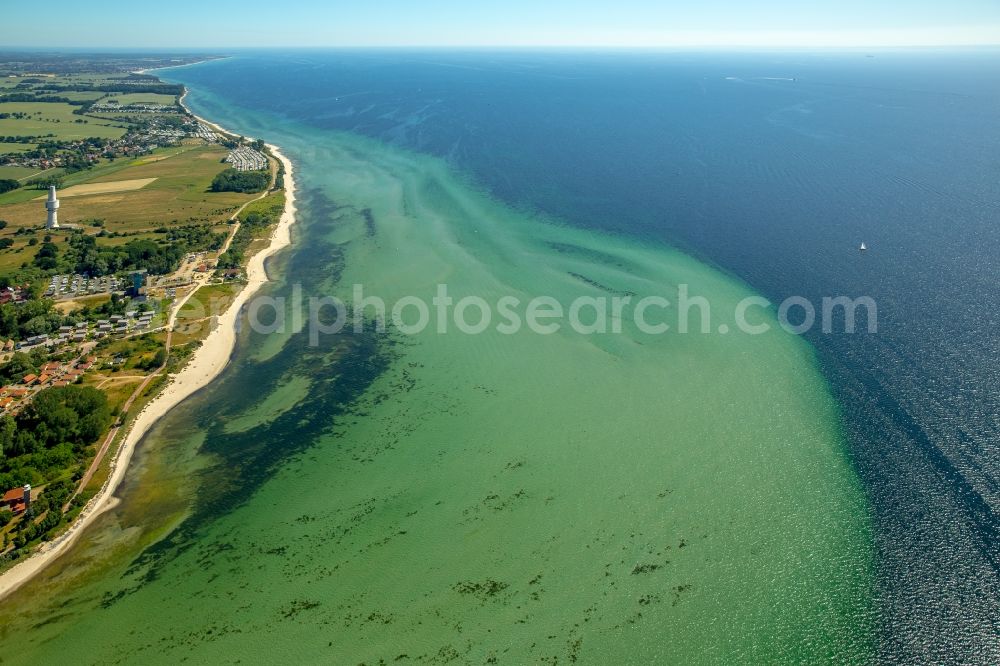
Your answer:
45,185 -> 60,230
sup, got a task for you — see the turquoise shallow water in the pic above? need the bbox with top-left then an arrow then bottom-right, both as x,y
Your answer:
0,63 -> 874,663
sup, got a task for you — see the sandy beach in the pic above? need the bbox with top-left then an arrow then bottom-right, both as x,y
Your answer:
0,113 -> 297,600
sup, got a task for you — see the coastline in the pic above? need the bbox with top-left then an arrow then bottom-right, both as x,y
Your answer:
0,98 -> 298,600
0,60 -> 880,663
133,56 -> 230,76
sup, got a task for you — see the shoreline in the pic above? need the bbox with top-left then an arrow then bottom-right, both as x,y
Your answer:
0,95 -> 298,600
133,55 -> 230,76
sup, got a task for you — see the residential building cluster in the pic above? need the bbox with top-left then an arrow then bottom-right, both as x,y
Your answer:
0,356 -> 97,413
90,101 -> 179,114
45,274 -> 123,298
150,127 -> 187,140
195,122 -> 220,142
0,115 -> 212,172
0,131 -> 160,171
0,286 -> 28,304
92,310 -> 156,337
14,309 -> 158,352
0,137 -> 107,170
225,146 -> 268,171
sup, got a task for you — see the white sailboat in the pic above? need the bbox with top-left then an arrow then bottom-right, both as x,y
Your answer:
859,242 -> 868,252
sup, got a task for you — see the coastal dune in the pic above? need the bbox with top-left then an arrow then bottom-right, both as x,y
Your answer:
0,139 -> 297,601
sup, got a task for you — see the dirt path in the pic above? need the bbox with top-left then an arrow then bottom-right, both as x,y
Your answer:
216,157 -> 280,256
65,366 -> 163,511
63,153 -> 280,512
94,375 -> 145,390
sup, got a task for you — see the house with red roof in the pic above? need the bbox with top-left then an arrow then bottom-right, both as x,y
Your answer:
2,486 -> 30,515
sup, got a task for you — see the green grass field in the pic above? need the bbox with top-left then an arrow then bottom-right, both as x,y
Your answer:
100,93 -> 178,106
55,91 -> 107,102
0,102 -> 127,140
0,66 -> 253,278
2,73 -> 134,89
172,282 -> 242,345
239,190 -> 285,219
0,143 -> 37,153
0,240 -> 36,273
0,143 -> 199,205
0,143 -> 257,273
0,165 -> 38,180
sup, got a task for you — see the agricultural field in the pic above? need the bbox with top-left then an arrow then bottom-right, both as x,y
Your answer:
0,165 -> 38,180
99,93 -> 178,106
0,56 -> 272,282
0,143 -> 37,153
0,102 -> 128,140
52,91 -> 107,102
0,143 -> 253,230
54,178 -> 158,198
0,143 -> 197,205
0,143 -> 260,272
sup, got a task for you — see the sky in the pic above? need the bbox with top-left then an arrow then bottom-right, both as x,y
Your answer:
1,0 -> 999,48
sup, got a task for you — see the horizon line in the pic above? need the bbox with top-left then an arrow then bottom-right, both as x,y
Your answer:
3,43 -> 1000,51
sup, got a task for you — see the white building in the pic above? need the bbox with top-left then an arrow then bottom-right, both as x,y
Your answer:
45,186 -> 60,229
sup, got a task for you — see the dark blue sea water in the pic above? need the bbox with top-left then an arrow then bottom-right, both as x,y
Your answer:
171,49 -> 1000,661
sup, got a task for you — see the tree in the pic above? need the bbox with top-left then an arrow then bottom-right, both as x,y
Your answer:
24,312 -> 63,338
0,414 -> 13,461
27,175 -> 62,190
0,299 -> 61,343
14,385 -> 111,456
210,168 -> 269,194
0,353 -> 37,384
33,241 -> 60,270
139,347 -> 167,371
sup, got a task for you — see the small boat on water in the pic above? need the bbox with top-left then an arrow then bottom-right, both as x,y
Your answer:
859,242 -> 868,252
